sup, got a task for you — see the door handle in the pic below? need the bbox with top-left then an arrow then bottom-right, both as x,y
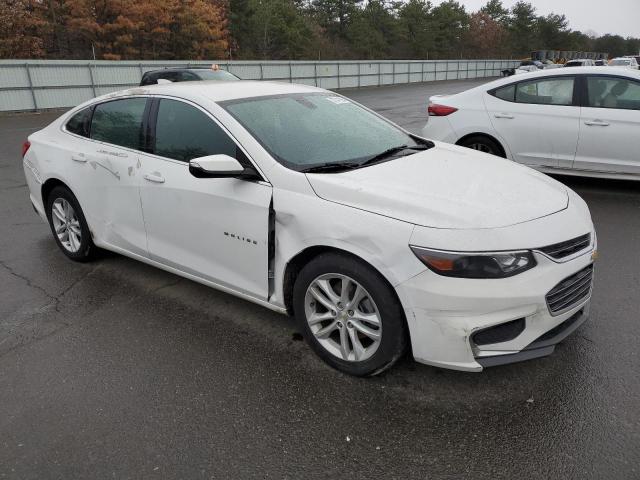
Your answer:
494,113 -> 514,119
144,173 -> 165,184
584,120 -> 610,126
71,154 -> 87,163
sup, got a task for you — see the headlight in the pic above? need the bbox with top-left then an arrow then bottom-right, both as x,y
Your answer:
410,246 -> 536,279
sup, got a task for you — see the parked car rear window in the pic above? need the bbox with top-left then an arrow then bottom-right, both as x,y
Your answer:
515,77 -> 574,105
587,76 -> 640,110
195,70 -> 239,81
90,98 -> 147,150
154,99 -> 237,161
65,107 -> 92,137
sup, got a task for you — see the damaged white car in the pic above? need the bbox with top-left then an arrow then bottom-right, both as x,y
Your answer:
22,81 -> 596,375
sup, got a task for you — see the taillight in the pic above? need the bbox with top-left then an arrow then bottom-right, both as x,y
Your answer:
428,103 -> 458,116
21,141 -> 31,158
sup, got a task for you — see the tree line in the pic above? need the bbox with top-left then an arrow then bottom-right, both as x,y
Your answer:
1,0 -> 639,61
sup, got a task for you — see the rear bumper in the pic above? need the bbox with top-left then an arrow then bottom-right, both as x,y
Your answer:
421,116 -> 457,143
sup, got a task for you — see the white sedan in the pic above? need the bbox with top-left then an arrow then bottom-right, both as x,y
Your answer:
423,66 -> 640,180
23,80 -> 596,375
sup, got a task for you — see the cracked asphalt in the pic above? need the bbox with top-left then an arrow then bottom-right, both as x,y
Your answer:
1,79 -> 639,479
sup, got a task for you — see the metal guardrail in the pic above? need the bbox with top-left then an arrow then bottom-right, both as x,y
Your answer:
0,59 -> 519,112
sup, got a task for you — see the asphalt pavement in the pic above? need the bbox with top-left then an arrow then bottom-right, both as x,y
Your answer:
1,79 -> 639,479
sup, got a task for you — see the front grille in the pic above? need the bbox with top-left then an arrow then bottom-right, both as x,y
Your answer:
546,265 -> 594,315
539,233 -> 591,260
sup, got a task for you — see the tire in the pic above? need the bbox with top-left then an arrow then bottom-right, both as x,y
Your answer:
458,135 -> 505,157
293,252 -> 407,376
45,185 -> 98,262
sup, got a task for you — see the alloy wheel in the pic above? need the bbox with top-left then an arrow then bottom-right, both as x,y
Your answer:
468,142 -> 493,154
51,198 -> 82,253
304,273 -> 382,362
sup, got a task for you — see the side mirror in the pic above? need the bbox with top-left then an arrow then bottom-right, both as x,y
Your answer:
189,154 -> 260,180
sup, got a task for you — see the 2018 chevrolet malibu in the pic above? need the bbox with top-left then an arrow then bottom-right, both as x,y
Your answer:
423,66 -> 640,180
22,80 -> 596,375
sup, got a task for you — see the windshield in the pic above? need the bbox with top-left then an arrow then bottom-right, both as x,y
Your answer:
196,70 -> 240,81
221,93 -> 422,171
611,59 -> 630,66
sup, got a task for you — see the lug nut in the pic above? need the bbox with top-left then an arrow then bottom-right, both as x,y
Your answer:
336,321 -> 343,328
347,321 -> 353,328
348,310 -> 354,316
331,310 -> 337,317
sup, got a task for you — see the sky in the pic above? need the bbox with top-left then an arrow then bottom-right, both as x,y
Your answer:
441,0 -> 639,38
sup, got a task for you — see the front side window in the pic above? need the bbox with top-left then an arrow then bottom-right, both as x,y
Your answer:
90,98 -> 147,150
515,77 -> 574,105
154,99 -> 237,161
587,76 -> 640,110
65,107 -> 92,137
221,93 -> 421,170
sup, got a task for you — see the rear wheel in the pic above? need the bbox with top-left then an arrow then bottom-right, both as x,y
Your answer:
293,253 -> 407,376
46,186 -> 98,262
458,135 -> 504,157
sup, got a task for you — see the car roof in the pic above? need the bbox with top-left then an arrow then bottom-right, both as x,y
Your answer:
145,66 -> 231,73
447,66 -> 640,97
507,65 -> 639,79
99,80 -> 324,104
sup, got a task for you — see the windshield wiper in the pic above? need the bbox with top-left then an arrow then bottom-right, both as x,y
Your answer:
301,162 -> 361,173
359,144 -> 432,167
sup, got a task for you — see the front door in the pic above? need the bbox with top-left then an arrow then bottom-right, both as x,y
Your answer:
484,75 -> 580,169
138,98 -> 272,299
573,75 -> 640,175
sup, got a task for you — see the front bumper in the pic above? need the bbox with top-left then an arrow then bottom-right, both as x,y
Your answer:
396,248 -> 594,372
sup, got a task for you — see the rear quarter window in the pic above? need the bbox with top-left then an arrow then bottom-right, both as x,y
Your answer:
492,84 -> 516,102
65,107 -> 92,137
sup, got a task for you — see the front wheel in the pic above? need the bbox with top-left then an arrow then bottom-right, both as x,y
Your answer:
293,253 -> 407,376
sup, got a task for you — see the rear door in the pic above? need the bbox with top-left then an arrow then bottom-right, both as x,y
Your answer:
484,75 -> 580,169
573,75 -> 640,175
83,97 -> 150,256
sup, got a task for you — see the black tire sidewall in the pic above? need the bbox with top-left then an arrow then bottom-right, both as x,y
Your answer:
46,186 -> 95,261
460,135 -> 503,157
293,252 -> 407,376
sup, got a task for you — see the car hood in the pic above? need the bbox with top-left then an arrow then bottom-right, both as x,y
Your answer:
305,143 -> 569,229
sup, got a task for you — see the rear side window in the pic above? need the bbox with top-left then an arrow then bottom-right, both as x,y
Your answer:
65,107 -> 92,137
493,84 -> 515,102
515,78 -> 574,106
586,76 -> 640,110
140,72 -> 159,86
154,99 -> 237,161
90,98 -> 147,150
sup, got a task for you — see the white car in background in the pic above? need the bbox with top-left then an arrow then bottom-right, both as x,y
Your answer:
609,57 -> 639,70
423,66 -> 640,180
564,59 -> 596,67
23,81 -> 595,375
